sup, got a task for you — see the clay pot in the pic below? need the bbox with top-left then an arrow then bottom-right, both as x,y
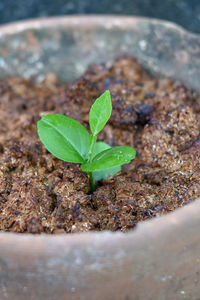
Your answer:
0,16 -> 200,300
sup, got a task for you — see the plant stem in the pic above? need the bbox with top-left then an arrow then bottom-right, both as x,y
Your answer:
87,134 -> 96,163
89,172 -> 95,192
87,134 -> 96,191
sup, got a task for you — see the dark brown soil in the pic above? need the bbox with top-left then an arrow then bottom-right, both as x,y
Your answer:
0,56 -> 200,234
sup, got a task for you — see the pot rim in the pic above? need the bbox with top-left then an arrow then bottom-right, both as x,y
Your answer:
0,15 -> 199,38
0,15 -> 199,241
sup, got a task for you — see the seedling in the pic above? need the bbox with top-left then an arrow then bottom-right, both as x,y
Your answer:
37,90 -> 136,191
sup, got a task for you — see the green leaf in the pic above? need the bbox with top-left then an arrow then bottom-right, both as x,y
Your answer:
91,142 -> 121,180
89,90 -> 112,136
91,141 -> 110,160
37,114 -> 90,163
81,146 -> 136,172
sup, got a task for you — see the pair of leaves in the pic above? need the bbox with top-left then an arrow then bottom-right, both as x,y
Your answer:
37,90 -> 136,181
38,91 -> 112,164
37,114 -> 135,173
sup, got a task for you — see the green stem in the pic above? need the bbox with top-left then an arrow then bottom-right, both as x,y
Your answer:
87,134 -> 97,191
87,135 -> 96,163
89,172 -> 95,192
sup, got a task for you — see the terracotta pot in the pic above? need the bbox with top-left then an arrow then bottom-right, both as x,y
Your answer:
0,16 -> 200,300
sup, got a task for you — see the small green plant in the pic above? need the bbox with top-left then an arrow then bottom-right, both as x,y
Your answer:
37,90 -> 136,191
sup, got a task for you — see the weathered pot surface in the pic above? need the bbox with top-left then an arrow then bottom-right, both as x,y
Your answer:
0,16 -> 200,300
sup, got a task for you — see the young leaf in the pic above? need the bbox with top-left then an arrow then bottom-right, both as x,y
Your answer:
91,142 -> 121,180
37,114 -> 90,163
81,146 -> 136,172
89,90 -> 112,136
91,141 -> 110,160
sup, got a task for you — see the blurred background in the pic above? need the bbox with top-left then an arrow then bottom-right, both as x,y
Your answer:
0,0 -> 200,34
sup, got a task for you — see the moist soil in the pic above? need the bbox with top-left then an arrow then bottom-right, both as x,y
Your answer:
0,56 -> 200,234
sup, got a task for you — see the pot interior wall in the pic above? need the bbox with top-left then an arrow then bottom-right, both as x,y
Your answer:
0,16 -> 200,92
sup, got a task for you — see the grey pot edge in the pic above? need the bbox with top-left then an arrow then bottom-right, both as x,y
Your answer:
0,15 -> 199,37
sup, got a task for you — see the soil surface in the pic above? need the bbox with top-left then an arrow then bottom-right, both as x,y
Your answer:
0,56 -> 200,234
